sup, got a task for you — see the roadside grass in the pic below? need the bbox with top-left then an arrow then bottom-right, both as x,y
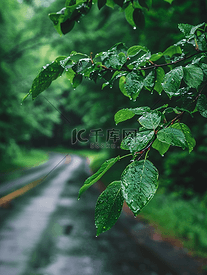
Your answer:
0,148 -> 48,177
139,187 -> 207,258
0,149 -> 49,186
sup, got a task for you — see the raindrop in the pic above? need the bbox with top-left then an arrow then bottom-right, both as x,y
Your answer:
133,27 -> 136,30
161,155 -> 164,157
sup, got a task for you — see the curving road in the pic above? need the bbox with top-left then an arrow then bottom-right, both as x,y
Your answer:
0,153 -> 201,275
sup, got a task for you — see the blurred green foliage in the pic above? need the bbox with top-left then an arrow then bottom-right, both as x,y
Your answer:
1,0 -> 207,203
141,188 -> 207,257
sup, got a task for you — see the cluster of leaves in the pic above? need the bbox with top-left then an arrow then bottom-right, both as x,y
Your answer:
24,2 -> 207,236
48,0 -> 172,35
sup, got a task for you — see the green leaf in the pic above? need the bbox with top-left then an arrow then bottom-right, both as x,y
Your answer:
72,74 -> 82,88
154,67 -> 165,94
70,53 -> 89,62
95,181 -> 124,236
48,12 -> 65,36
183,65 -> 203,88
106,0 -> 115,8
121,130 -> 154,155
119,76 -> 131,99
138,0 -> 149,10
196,94 -> 207,118
162,66 -> 183,98
178,22 -> 205,37
124,72 -> 144,100
171,123 -> 196,153
144,71 -> 155,90
127,45 -> 147,57
133,8 -> 145,29
157,126 -> 187,149
114,109 -> 135,124
129,106 -> 151,115
150,52 -> 163,62
28,57 -> 66,100
125,3 -> 136,28
114,106 -> 151,124
138,111 -> 161,130
98,0 -> 106,9
152,138 -> 170,155
163,45 -> 182,58
121,160 -> 159,216
113,0 -> 124,7
61,19 -> 75,35
78,156 -> 120,198
164,0 -> 174,4
65,68 -> 76,84
178,23 -> 194,37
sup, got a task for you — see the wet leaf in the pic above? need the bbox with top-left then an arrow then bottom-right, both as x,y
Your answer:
78,156 -> 120,198
95,181 -> 124,236
121,160 -> 159,216
196,94 -> 207,118
113,0 -> 124,7
27,56 -> 66,100
178,22 -> 205,37
162,66 -> 183,98
119,76 -> 131,99
152,138 -> 170,155
124,72 -> 144,100
154,67 -> 165,94
125,4 -> 136,28
171,123 -> 196,153
163,45 -> 182,58
114,109 -> 135,124
121,130 -> 154,155
144,71 -> 155,90
127,45 -> 147,57
150,52 -> 163,62
72,74 -> 82,88
183,65 -> 203,88
66,68 -> 76,84
133,8 -> 145,29
98,0 -> 107,9
138,0 -> 149,10
138,111 -> 162,130
114,106 -> 150,124
164,0 -> 174,3
157,126 -> 187,149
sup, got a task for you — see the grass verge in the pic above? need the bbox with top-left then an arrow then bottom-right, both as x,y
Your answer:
0,149 -> 48,173
139,187 -> 207,259
0,149 -> 49,183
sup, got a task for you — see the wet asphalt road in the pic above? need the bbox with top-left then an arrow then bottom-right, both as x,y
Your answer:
0,153 -> 173,275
